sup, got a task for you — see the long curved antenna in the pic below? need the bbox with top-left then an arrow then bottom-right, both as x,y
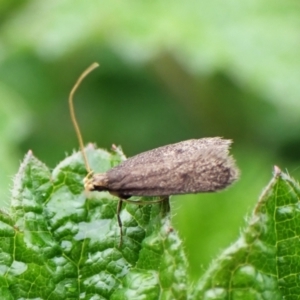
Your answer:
69,62 -> 99,174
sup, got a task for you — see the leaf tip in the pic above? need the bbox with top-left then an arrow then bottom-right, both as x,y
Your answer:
273,165 -> 281,177
26,149 -> 34,156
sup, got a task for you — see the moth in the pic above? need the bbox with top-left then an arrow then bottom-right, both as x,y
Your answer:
69,63 -> 239,246
84,137 -> 238,197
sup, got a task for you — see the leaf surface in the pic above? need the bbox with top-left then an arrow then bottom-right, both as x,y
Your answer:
193,166 -> 300,299
2,145 -> 300,299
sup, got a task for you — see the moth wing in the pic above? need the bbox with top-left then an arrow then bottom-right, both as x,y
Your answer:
106,138 -> 238,196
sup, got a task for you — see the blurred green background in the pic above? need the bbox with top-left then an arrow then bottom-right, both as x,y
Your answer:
1,0 -> 300,281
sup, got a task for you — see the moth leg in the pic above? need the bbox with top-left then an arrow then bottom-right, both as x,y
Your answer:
117,199 -> 123,248
159,196 -> 170,216
116,196 -> 169,247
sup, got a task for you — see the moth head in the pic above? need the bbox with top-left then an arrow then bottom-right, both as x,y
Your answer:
83,172 -> 109,192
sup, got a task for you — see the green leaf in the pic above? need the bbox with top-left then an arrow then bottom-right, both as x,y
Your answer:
193,166 -> 300,299
0,145 -> 188,299
3,143 -> 300,299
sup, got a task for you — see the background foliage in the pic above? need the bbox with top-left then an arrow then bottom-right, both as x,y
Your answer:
1,0 -> 300,281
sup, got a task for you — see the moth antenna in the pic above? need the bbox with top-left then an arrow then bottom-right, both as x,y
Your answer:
69,62 -> 99,174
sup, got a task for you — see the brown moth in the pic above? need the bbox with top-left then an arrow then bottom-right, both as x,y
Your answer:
69,63 -> 239,247
84,137 -> 238,198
